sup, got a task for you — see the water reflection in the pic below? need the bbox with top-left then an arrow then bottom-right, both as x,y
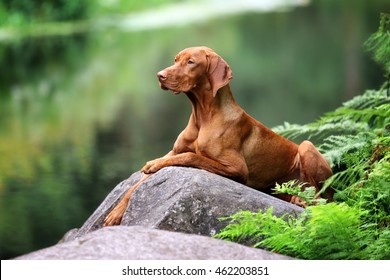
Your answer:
0,0 -> 388,259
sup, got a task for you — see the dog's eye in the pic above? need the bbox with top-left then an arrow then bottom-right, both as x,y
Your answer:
188,60 -> 195,65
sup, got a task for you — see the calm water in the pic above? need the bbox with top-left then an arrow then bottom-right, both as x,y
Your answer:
0,0 -> 388,258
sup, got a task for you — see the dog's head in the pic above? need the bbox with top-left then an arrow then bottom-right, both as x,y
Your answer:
157,46 -> 232,96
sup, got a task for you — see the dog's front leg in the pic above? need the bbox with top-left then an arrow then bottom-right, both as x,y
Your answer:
141,152 -> 248,183
104,174 -> 152,226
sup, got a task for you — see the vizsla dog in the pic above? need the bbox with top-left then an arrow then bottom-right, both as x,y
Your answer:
104,46 -> 333,226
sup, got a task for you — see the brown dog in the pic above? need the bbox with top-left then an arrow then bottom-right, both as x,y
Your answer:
103,46 -> 333,226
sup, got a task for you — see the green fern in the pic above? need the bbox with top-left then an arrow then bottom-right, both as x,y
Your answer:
342,89 -> 389,108
214,208 -> 290,246
272,120 -> 369,141
264,203 -> 368,260
273,90 -> 389,143
215,204 -> 368,259
318,134 -> 369,168
339,150 -> 390,221
272,180 -> 327,206
364,13 -> 390,74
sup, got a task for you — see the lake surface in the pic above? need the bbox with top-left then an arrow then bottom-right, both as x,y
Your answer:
0,0 -> 388,258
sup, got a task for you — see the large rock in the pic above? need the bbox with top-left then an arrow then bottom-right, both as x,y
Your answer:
66,167 -> 302,241
16,226 -> 292,260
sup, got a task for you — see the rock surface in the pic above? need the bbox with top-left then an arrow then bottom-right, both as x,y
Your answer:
66,167 -> 303,241
16,226 -> 293,260
16,167 -> 303,260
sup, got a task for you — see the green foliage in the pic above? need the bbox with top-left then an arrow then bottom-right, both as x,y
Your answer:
216,204 -> 366,259
273,180 -> 326,206
0,0 -> 188,27
269,204 -> 368,260
0,0 -> 90,25
215,208 -> 293,246
364,13 -> 390,74
215,89 -> 390,259
273,90 -> 389,143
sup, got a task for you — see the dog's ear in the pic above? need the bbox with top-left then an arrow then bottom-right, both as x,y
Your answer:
207,54 -> 232,97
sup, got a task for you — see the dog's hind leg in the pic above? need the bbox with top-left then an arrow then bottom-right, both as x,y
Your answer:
298,140 -> 334,201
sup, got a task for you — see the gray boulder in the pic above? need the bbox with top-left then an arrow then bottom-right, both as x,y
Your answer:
66,167 -> 302,241
16,226 -> 292,260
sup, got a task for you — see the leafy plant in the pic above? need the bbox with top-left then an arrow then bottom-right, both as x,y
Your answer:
215,208 -> 290,247
216,204 -> 368,259
272,180 -> 326,206
364,13 -> 390,75
272,90 -> 389,143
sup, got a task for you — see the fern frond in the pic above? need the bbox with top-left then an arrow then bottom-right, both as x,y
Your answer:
349,153 -> 390,222
364,13 -> 390,73
319,133 -> 374,167
214,208 -> 290,246
319,104 -> 390,129
273,90 -> 389,142
364,227 -> 390,260
340,89 -> 389,110
273,120 -> 369,141
273,180 -> 326,206
255,203 -> 366,259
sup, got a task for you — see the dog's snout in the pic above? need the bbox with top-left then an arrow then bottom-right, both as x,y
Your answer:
157,70 -> 167,81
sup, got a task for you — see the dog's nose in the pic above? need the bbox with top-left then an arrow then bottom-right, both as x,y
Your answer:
157,71 -> 167,81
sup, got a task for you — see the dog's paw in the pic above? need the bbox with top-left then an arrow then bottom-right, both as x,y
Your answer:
290,195 -> 308,208
140,161 -> 153,174
141,159 -> 164,174
103,204 -> 125,226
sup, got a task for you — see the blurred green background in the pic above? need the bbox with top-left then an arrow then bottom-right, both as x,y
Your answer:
0,0 -> 389,259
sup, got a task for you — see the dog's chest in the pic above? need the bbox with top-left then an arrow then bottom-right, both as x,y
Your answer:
194,124 -> 233,157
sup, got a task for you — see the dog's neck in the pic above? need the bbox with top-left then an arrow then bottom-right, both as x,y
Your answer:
186,84 -> 242,126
